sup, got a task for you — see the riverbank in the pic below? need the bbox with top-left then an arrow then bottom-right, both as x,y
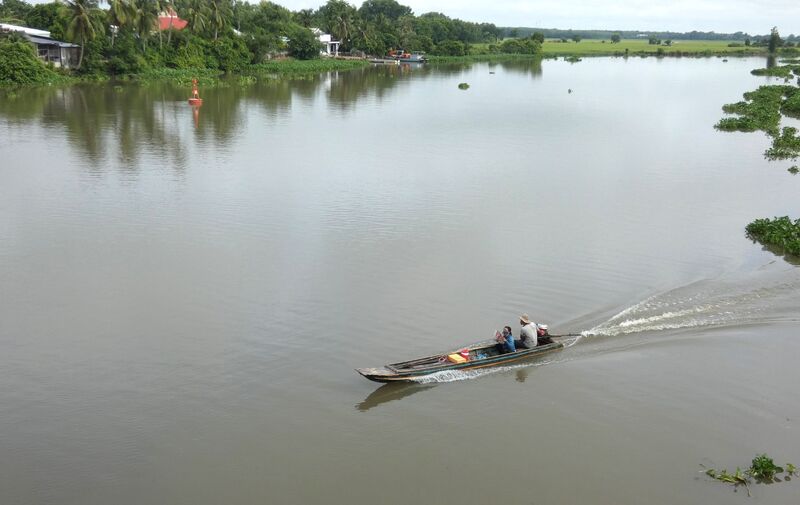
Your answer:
469,39 -> 771,57
0,58 -> 372,88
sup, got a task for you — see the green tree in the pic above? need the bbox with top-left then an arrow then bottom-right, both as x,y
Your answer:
294,8 -> 314,27
64,0 -> 105,69
287,26 -> 321,59
182,0 -> 208,36
318,0 -> 358,47
208,0 -> 232,40
571,34 -> 581,43
434,39 -> 465,56
358,0 -> 411,22
131,0 -> 159,51
0,38 -> 63,84
768,26 -> 781,53
611,33 -> 620,43
0,0 -> 32,23
24,2 -> 63,31
107,0 -> 135,47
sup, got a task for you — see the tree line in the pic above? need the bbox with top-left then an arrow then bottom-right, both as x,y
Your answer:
0,0 -> 517,76
502,27 -> 799,44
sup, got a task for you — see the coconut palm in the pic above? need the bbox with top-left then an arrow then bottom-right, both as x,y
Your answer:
132,0 -> 159,51
183,0 -> 209,36
320,0 -> 357,46
64,0 -> 105,69
208,0 -> 232,40
107,0 -> 135,47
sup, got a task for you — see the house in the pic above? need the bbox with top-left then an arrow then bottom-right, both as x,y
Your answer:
0,23 -> 80,69
311,28 -> 340,57
158,9 -> 188,31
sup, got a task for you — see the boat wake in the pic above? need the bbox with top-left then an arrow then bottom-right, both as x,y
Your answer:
584,267 -> 800,338
412,265 -> 800,384
412,359 -> 560,384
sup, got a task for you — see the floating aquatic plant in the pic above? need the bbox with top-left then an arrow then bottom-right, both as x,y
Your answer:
458,82 -> 470,90
703,454 -> 798,496
746,216 -> 800,256
749,454 -> 784,481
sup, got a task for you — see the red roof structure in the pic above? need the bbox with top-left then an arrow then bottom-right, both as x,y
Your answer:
158,10 -> 188,31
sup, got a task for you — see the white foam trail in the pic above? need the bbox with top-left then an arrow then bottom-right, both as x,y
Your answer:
412,359 -> 558,384
413,268 -> 800,384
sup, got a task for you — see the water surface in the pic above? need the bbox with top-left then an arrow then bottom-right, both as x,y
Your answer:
1,57 -> 799,505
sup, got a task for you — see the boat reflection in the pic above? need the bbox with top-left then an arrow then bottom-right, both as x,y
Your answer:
355,383 -> 436,412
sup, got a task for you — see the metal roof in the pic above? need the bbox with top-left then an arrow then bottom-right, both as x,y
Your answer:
0,23 -> 51,38
26,35 -> 80,48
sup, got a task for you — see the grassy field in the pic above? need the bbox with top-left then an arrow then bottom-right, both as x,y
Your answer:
471,39 -> 767,57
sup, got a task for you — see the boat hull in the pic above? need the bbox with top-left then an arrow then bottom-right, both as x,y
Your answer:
356,341 -> 563,383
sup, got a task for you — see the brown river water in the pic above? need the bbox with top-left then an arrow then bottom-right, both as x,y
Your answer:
1,57 -> 799,505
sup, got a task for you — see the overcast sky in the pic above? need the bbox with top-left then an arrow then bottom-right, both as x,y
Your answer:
275,0 -> 800,35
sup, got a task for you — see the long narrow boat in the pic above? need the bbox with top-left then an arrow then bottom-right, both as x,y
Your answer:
356,339 -> 564,383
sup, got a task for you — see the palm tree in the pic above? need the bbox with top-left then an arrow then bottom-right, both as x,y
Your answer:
132,0 -> 159,52
320,0 -> 356,46
107,0 -> 134,47
208,0 -> 232,40
64,0 -> 104,69
183,0 -> 209,36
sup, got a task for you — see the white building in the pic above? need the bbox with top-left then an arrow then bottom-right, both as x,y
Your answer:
0,23 -> 80,69
311,28 -> 340,57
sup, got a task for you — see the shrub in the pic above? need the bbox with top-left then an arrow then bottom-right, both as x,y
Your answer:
434,40 -> 466,56
499,37 -> 540,55
287,27 -> 321,60
0,39 -> 64,85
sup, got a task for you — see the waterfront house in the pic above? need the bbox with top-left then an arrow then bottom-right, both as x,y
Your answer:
311,28 -> 341,57
0,23 -> 80,69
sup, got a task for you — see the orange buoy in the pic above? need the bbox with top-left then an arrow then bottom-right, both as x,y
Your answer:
188,78 -> 203,106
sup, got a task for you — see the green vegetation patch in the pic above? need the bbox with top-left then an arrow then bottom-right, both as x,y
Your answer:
249,59 -> 369,76
746,217 -> 800,256
704,454 -> 798,496
716,85 -> 796,134
0,39 -> 73,86
428,53 -> 541,63
536,39 -> 765,57
751,64 -> 800,77
765,127 -> 800,160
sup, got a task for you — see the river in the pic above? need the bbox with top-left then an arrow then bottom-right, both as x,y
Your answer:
1,56 -> 799,505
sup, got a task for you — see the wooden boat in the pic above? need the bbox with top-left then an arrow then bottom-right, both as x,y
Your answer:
356,339 -> 564,383
386,49 -> 427,63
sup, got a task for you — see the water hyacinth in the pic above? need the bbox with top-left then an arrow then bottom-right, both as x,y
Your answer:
746,216 -> 800,256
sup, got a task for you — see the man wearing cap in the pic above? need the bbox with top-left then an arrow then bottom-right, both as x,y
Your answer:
516,314 -> 538,349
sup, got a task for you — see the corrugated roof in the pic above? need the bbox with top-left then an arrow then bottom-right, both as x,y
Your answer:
26,35 -> 80,48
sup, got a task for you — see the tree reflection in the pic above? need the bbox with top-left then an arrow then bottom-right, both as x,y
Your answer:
0,64 -> 501,170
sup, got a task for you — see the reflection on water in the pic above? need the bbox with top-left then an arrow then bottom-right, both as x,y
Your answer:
3,56 -> 800,505
356,383 -> 436,412
0,59 -> 548,170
